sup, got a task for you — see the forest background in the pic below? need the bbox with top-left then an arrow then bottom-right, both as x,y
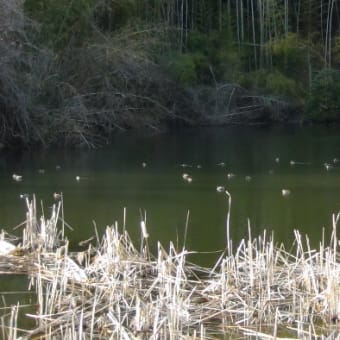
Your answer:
0,0 -> 340,148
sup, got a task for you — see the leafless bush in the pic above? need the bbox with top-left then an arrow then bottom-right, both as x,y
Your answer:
42,39 -> 195,147
189,83 -> 296,125
0,14 -> 195,148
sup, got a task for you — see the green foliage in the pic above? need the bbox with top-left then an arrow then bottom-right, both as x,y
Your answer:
305,68 -> 340,121
266,71 -> 302,99
165,53 -> 198,86
24,0 -> 94,49
186,25 -> 240,83
238,69 -> 304,100
24,0 -> 138,50
332,35 -> 340,68
216,46 -> 240,81
93,0 -> 137,32
269,33 -> 307,79
187,31 -> 210,54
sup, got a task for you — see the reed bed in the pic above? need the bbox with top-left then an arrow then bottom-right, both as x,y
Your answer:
0,196 -> 340,339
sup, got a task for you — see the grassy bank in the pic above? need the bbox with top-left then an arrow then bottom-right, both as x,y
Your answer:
0,195 -> 339,338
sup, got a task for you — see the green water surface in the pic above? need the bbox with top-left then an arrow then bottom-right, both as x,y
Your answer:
1,125 -> 340,265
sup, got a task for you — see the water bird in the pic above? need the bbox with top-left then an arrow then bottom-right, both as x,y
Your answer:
217,162 -> 226,167
290,160 -> 311,166
53,192 -> 62,201
281,189 -> 291,197
333,158 -> 339,164
216,186 -> 225,192
12,174 -> 22,182
140,220 -> 149,239
245,175 -> 252,182
196,164 -> 202,169
227,173 -> 235,179
275,157 -> 280,163
179,163 -> 191,168
182,173 -> 189,180
19,193 -> 29,199
76,176 -> 81,181
142,162 -> 147,168
182,173 -> 192,183
324,163 -> 333,171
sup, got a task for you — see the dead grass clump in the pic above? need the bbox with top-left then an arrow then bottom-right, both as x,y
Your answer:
0,197 -> 339,338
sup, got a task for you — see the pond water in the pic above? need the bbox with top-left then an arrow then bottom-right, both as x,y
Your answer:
1,124 -> 340,330
1,125 -> 340,267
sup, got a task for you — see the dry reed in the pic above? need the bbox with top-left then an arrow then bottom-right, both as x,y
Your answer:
0,196 -> 339,339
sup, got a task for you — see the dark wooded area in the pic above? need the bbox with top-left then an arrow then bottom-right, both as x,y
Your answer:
0,0 -> 339,148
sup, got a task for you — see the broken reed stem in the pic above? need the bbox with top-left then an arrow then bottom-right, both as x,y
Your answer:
0,196 -> 340,339
224,190 -> 232,258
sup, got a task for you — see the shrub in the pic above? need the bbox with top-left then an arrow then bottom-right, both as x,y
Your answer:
186,28 -> 241,84
164,53 -> 198,86
24,0 -> 94,50
238,69 -> 303,101
269,33 -> 307,80
305,68 -> 340,121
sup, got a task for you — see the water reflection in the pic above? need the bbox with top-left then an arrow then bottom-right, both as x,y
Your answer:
0,275 -> 35,330
1,125 -> 340,266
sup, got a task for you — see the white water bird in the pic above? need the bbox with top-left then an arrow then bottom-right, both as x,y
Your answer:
227,173 -> 235,179
275,157 -> 280,163
182,173 -> 192,183
140,220 -> 149,239
182,173 -> 189,180
12,174 -> 22,182
290,160 -> 311,166
76,176 -> 81,181
245,175 -> 252,182
217,162 -> 226,167
281,189 -> 291,197
324,163 -> 333,171
179,163 -> 191,168
19,193 -> 29,199
333,158 -> 339,164
216,186 -> 225,192
142,162 -> 147,168
53,192 -> 62,201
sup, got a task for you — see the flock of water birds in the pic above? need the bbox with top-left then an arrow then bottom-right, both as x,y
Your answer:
178,159 -> 293,197
10,155 -> 339,201
178,155 -> 339,198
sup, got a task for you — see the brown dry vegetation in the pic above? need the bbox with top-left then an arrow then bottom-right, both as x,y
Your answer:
0,196 -> 340,339
0,1 -> 198,149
